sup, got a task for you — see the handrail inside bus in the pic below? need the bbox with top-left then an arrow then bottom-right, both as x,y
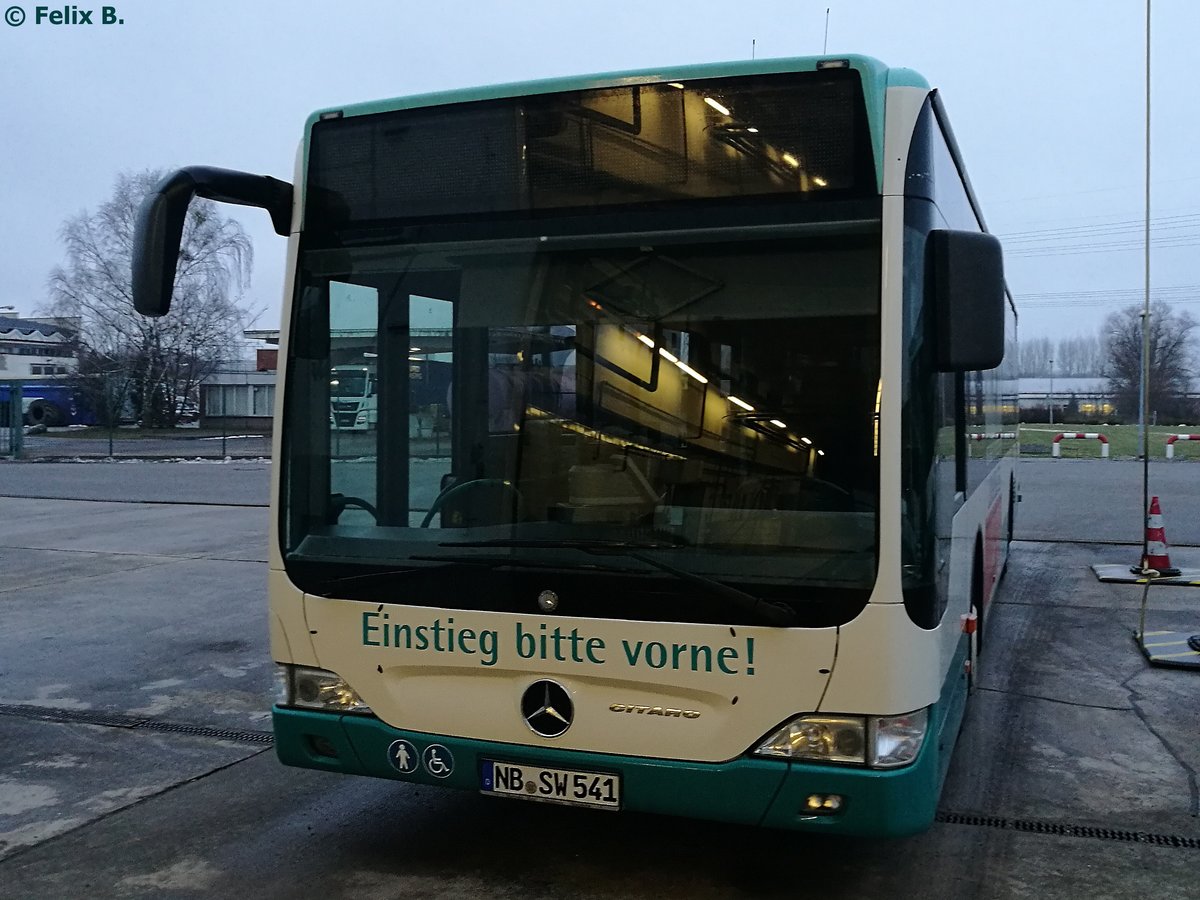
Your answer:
302,219 -> 883,276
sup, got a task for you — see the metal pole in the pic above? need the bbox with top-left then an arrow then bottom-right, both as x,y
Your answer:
11,383 -> 22,459
823,8 -> 830,53
1140,0 -> 1152,564
1049,358 -> 1054,425
107,372 -> 114,458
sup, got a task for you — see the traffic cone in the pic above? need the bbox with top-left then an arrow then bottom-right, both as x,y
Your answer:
1131,496 -> 1182,577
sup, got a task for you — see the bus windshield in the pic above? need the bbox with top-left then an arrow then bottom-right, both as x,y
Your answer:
283,227 -> 881,625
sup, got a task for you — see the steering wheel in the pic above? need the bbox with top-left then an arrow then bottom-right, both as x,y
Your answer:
420,478 -> 524,528
328,493 -> 378,523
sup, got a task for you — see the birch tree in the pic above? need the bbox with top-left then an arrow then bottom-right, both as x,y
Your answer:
45,170 -> 254,426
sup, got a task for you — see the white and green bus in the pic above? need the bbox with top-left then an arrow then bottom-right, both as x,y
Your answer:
134,55 -> 1017,836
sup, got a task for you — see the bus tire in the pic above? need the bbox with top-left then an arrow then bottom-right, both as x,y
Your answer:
27,400 -> 63,428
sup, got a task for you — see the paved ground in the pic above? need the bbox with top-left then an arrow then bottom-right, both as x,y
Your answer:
0,461 -> 1197,898
0,460 -> 272,506
1016,459 -> 1200,546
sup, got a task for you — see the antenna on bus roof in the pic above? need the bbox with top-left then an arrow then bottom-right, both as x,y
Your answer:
751,38 -> 755,59
823,8 -> 830,54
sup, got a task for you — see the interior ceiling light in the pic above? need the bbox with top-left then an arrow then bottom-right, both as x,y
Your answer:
676,361 -> 709,384
729,396 -> 754,412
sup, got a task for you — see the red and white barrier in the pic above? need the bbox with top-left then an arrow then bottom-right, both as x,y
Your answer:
1052,432 -> 1109,458
967,432 -> 1017,441
1165,434 -> 1200,459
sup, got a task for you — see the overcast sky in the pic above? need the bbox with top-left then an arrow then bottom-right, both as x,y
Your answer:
3,0 -> 1197,342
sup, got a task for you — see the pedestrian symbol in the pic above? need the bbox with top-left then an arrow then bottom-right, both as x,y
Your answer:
387,739 -> 419,775
422,743 -> 454,779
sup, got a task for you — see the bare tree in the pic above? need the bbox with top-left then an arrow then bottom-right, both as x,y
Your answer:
1019,336 -> 1054,376
1054,333 -> 1103,376
44,170 -> 255,426
1103,303 -> 1197,421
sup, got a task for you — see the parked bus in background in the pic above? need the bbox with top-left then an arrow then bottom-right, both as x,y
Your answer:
133,55 -> 1017,836
0,381 -> 97,428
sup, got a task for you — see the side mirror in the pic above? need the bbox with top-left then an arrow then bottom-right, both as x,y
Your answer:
927,229 -> 1005,371
132,167 -> 293,317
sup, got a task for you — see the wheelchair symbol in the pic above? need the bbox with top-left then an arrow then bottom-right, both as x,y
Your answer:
422,743 -> 454,778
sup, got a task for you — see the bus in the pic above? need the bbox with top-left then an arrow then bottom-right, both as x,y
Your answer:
133,55 -> 1018,836
0,380 -> 96,428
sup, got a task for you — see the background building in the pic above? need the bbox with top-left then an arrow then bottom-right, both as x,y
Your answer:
0,313 -> 79,379
199,333 -> 279,432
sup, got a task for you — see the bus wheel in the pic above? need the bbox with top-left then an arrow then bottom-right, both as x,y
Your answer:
28,400 -> 63,428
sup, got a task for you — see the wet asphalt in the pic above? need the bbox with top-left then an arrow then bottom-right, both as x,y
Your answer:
0,460 -> 1197,898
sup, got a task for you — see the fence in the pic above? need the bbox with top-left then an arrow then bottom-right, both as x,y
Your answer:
2,369 -> 275,461
1,381 -> 22,458
1051,432 -> 1109,459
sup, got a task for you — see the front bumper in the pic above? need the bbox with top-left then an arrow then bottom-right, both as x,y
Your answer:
272,706 -> 941,836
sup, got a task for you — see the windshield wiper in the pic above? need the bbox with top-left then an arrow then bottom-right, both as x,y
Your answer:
309,543 -> 651,594
309,558 -> 503,593
439,538 -> 797,627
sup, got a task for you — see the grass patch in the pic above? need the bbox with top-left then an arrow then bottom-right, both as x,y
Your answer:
1019,423 -> 1200,459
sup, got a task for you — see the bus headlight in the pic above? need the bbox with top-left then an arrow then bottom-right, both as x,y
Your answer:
868,709 -> 928,768
277,664 -> 372,714
754,715 -> 866,764
754,707 -> 929,768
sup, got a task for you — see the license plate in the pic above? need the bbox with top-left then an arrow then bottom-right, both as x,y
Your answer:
480,760 -> 620,810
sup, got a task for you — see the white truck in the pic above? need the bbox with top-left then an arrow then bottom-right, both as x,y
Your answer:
329,365 -> 377,431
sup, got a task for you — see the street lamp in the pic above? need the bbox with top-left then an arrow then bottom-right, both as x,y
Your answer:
1048,358 -> 1055,426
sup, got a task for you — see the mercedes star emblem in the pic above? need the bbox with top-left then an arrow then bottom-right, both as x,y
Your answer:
521,679 -> 574,738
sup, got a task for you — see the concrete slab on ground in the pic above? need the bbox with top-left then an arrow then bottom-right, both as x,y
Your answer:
1,471 -> 1198,898
0,716 -> 266,859
1092,563 -> 1200,586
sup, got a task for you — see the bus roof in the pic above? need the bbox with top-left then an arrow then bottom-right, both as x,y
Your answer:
305,56 -> 931,190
